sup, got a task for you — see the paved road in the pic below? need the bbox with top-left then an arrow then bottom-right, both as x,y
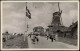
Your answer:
28,36 -> 77,49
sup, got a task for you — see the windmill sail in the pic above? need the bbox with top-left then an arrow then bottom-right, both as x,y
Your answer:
58,2 -> 60,12
58,2 -> 63,26
58,2 -> 62,14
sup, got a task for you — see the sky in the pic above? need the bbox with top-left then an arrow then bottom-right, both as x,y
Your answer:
2,2 -> 78,33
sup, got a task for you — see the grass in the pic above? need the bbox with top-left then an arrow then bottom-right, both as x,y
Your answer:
3,35 -> 28,48
58,37 -> 77,46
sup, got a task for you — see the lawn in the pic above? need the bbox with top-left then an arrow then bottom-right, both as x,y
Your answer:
58,37 -> 77,46
3,35 -> 28,49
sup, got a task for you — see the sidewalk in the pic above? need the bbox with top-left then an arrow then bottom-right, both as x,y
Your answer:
27,36 -> 77,49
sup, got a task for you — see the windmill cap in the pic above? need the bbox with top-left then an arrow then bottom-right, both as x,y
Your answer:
53,11 -> 61,16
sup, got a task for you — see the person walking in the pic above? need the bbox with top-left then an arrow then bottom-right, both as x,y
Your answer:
55,32 -> 58,42
31,34 -> 36,44
34,32 -> 39,44
46,32 -> 49,40
35,36 -> 39,43
50,33 -> 55,42
28,34 -> 31,38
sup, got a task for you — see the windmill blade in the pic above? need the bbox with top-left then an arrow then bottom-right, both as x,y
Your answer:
60,16 -> 63,26
58,2 -> 60,12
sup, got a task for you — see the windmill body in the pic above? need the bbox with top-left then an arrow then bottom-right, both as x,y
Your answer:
52,11 -> 62,26
48,2 -> 64,33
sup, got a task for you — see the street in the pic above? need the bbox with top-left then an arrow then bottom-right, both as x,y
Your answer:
28,36 -> 77,49
3,35 -> 78,49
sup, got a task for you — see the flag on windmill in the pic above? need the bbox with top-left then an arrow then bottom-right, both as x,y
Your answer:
26,2 -> 31,19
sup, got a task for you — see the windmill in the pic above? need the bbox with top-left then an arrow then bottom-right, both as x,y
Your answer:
51,2 -> 63,26
47,2 -> 64,33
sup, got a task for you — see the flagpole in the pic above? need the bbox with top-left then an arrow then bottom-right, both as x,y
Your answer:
24,2 -> 28,41
24,17 -> 28,41
24,2 -> 31,41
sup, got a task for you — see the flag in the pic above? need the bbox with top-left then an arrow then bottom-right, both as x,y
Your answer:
26,6 -> 31,19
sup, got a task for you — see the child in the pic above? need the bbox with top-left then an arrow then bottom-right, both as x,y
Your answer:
31,34 -> 36,44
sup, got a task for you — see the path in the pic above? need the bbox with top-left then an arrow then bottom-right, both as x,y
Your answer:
28,36 -> 77,49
